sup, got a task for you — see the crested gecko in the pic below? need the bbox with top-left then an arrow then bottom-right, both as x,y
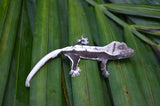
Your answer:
25,36 -> 134,87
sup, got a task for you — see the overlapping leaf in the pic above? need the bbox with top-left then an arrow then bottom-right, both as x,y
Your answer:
132,24 -> 160,36
46,0 -> 62,105
95,6 -> 130,105
29,0 -> 49,105
123,26 -> 160,105
68,0 -> 105,105
0,0 -> 22,104
103,4 -> 160,19
3,1 -> 32,105
87,0 -> 160,105
0,0 -> 10,39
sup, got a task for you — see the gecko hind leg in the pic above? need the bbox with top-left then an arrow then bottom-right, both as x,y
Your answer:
101,60 -> 109,78
65,53 -> 81,77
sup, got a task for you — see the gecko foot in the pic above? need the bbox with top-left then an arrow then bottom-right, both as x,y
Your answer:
70,67 -> 81,77
72,70 -> 80,77
76,36 -> 89,45
77,67 -> 82,72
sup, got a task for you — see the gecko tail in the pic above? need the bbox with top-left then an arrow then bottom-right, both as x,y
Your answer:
25,49 -> 62,87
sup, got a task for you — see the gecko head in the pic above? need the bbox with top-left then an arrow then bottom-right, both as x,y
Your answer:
105,41 -> 135,59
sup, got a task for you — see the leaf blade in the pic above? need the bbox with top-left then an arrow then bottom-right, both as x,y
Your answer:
124,25 -> 160,105
95,6 -> 130,106
132,24 -> 160,36
0,0 -> 22,104
29,0 -> 49,105
103,4 -> 160,19
0,0 -> 10,39
68,0 -> 105,105
46,0 -> 62,105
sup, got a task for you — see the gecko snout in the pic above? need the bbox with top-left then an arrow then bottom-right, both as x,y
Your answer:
119,48 -> 135,59
129,48 -> 135,56
124,48 -> 135,58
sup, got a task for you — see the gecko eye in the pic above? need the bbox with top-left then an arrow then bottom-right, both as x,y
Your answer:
118,45 -> 127,50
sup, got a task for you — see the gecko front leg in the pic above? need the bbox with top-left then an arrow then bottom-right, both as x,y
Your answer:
64,53 -> 81,77
100,60 -> 109,77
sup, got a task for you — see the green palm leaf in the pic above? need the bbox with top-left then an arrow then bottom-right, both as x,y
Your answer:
3,1 -> 32,105
29,0 -> 49,105
124,26 -> 160,105
103,4 -> 160,19
47,0 -> 62,105
0,0 -> 22,105
132,24 -> 160,36
0,0 -> 10,39
95,6 -> 131,105
68,0 -> 105,105
0,0 -> 160,105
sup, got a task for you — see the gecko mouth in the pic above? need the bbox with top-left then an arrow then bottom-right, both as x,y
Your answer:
127,48 -> 135,56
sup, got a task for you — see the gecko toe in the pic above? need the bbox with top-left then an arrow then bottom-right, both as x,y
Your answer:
76,72 -> 80,76
103,71 -> 109,78
72,70 -> 80,77
69,70 -> 74,75
72,73 -> 76,77
77,67 -> 82,72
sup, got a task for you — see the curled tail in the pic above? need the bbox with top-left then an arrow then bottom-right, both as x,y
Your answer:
25,49 -> 62,87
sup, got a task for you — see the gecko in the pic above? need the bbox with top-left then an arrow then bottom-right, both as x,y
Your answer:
25,36 -> 134,87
